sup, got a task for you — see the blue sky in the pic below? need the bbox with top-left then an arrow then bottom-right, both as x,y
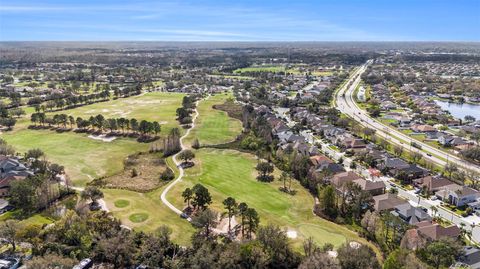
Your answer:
0,0 -> 479,41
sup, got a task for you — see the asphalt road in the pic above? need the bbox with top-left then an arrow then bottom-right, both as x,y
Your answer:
335,61 -> 480,175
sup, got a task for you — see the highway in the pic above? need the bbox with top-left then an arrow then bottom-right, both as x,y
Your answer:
335,60 -> 480,175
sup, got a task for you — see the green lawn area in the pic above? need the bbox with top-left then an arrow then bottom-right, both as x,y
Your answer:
103,187 -> 195,246
233,66 -> 285,74
167,148 -> 379,252
50,92 -> 185,135
2,92 -> 185,186
185,94 -> 243,147
2,129 -> 146,186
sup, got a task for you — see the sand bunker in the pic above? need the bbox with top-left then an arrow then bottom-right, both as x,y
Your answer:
88,134 -> 117,142
286,230 -> 298,239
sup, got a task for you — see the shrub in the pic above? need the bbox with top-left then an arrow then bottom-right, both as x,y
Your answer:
160,168 -> 175,181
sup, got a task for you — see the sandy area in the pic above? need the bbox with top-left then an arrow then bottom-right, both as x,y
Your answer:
286,230 -> 298,239
88,134 -> 117,142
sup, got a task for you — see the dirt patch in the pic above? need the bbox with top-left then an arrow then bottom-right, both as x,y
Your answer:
100,152 -> 169,192
213,101 -> 243,121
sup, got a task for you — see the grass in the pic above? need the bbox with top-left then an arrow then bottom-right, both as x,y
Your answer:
114,199 -> 130,208
129,213 -> 149,223
2,92 -> 185,186
2,129 -> 146,186
47,92 -> 185,136
233,66 -> 285,74
167,148 -> 380,253
103,187 -> 195,246
185,93 -> 243,147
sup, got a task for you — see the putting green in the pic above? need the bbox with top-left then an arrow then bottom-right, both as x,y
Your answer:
129,213 -> 149,223
114,199 -> 130,208
103,187 -> 195,246
185,93 -> 242,147
167,148 -> 377,251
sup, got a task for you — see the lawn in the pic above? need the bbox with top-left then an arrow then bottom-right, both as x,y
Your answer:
166,148 -> 379,252
48,92 -> 185,136
103,187 -> 195,246
2,92 -> 185,186
233,66 -> 285,74
184,94 -> 243,147
2,129 -> 146,186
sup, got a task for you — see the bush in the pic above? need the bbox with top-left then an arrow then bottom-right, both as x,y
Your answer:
160,168 -> 175,181
131,168 -> 138,178
192,138 -> 200,149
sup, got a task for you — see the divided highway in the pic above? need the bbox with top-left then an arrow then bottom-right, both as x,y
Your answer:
335,60 -> 480,175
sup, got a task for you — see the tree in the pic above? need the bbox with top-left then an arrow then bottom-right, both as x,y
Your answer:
182,188 -> 193,208
337,242 -> 380,269
423,237 -> 463,269
256,161 -> 274,182
191,208 -> 218,238
279,171 -> 292,193
0,220 -> 21,252
257,225 -> 301,268
222,197 -> 238,235
192,138 -> 200,149
238,202 -> 249,237
412,151 -> 423,164
26,253 -> 77,269
81,186 -> 104,205
25,148 -> 44,160
192,184 -> 212,210
464,115 -> 476,122
299,251 -> 340,269
178,149 -> 195,164
318,185 -> 337,218
393,145 -> 404,157
245,208 -> 260,239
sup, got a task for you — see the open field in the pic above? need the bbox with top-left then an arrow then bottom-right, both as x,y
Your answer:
184,94 -> 242,147
2,92 -> 185,186
103,187 -> 195,246
233,65 -> 285,74
166,148 -> 378,251
2,129 -> 146,186
48,92 -> 185,135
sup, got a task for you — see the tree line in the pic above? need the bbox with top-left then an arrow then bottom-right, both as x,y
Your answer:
30,112 -> 161,141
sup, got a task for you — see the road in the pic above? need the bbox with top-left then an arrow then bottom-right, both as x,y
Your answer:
335,60 -> 480,174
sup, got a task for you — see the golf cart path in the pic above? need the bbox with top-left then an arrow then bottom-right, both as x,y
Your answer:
160,96 -> 206,216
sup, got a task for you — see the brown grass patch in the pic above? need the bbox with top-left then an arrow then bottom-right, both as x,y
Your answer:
102,152 -> 169,192
212,101 -> 243,121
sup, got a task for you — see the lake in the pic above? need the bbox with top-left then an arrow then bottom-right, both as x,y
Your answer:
434,100 -> 480,120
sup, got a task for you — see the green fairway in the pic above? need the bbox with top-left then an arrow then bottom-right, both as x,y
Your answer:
167,148 -> 376,251
103,187 -> 195,246
233,65 -> 285,74
185,94 -> 242,147
2,129 -> 146,186
49,92 -> 185,135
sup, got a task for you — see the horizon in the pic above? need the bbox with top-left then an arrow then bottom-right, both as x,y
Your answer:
0,0 -> 479,42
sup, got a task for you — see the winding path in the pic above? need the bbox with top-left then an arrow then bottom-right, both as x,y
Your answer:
160,98 -> 203,217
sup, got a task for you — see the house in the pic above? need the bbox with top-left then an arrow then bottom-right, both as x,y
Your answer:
411,124 -> 436,133
415,221 -> 461,241
436,184 -> 480,207
373,193 -> 408,211
310,155 -> 333,167
0,198 -> 12,214
414,175 -> 452,193
391,204 -> 431,225
455,246 -> 480,269
353,178 -> 386,196
0,156 -> 34,196
331,171 -> 362,190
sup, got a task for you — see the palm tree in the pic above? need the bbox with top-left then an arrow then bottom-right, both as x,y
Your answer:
430,205 -> 438,218
238,202 -> 248,237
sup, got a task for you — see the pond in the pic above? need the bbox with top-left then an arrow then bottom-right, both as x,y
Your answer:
434,100 -> 480,121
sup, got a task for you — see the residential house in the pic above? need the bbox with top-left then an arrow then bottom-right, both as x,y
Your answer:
391,204 -> 432,225
0,156 -> 34,197
414,175 -> 452,193
411,124 -> 436,133
373,193 -> 408,211
353,178 -> 386,196
436,184 -> 480,207
415,221 -> 461,241
331,171 -> 362,191
455,246 -> 480,269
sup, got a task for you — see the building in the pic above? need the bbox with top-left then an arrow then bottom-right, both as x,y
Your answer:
391,204 -> 432,225
373,193 -> 408,211
436,185 -> 480,207
0,156 -> 34,196
331,171 -> 362,190
414,175 -> 452,193
353,178 -> 386,196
